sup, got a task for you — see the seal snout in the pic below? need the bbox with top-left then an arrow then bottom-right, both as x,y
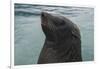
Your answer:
41,12 -> 48,26
41,12 -> 49,16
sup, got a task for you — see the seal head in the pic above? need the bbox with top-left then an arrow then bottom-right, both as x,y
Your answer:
41,12 -> 81,44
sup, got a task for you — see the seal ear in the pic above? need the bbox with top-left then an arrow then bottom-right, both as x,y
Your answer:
72,29 -> 81,39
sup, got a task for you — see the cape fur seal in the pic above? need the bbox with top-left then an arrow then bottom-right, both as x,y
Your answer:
38,12 -> 82,64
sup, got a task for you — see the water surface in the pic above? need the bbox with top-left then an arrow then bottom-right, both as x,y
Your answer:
14,3 -> 94,65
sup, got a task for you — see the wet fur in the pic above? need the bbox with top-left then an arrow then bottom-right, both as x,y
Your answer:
38,12 -> 82,64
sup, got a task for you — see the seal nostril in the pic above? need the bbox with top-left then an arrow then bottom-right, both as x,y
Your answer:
41,12 -> 45,17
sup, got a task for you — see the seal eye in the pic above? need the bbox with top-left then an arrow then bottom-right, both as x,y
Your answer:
54,20 -> 65,26
59,20 -> 65,25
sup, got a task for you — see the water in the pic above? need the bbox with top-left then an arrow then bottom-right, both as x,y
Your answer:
14,3 -> 94,65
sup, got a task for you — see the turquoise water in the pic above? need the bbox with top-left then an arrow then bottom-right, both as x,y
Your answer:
14,3 -> 94,65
